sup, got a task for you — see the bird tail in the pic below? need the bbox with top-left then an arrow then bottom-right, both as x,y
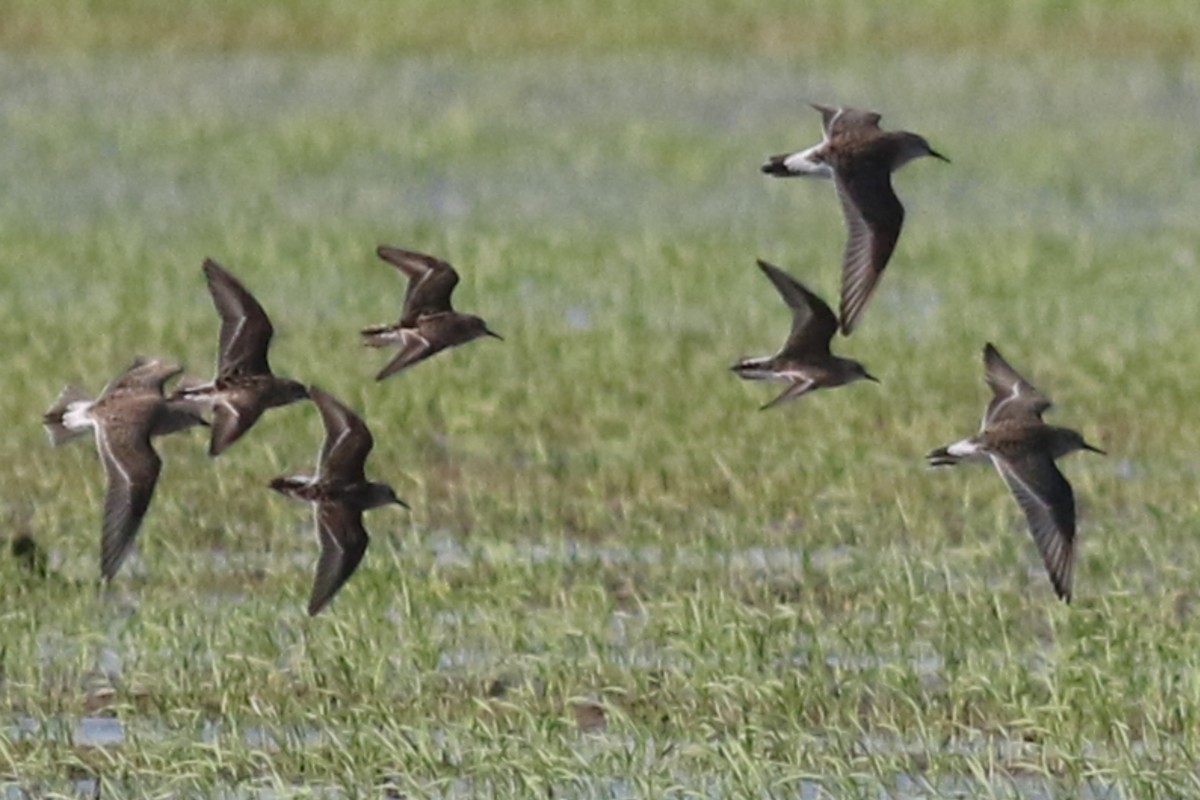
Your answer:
760,154 -> 795,177
926,446 -> 962,467
42,385 -> 92,446
361,325 -> 400,348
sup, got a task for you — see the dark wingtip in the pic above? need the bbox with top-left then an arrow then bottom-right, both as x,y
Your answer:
1053,580 -> 1072,603
208,435 -> 229,458
202,257 -> 226,278
375,244 -> 410,266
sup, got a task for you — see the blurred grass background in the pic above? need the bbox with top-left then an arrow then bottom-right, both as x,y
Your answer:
1,0 -> 1196,57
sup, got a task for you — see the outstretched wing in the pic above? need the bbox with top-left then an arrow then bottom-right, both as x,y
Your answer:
204,259 -> 275,377
96,421 -> 162,580
376,246 -> 461,322
992,453 -> 1076,602
834,166 -> 903,335
311,387 -> 373,484
982,343 -> 1052,428
374,329 -> 436,380
756,260 -> 837,358
101,357 -> 182,397
308,502 -> 370,616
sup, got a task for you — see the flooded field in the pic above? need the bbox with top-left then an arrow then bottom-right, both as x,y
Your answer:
3,4 -> 1200,797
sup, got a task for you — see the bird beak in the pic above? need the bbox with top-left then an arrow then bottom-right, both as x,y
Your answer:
486,328 -> 504,341
1083,442 -> 1106,455
864,372 -> 881,383
395,497 -> 411,509
929,148 -> 951,164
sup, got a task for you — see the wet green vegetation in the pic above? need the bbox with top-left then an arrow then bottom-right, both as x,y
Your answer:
3,3 -> 1200,797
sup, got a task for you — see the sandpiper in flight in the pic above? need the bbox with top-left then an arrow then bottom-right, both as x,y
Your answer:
43,357 -> 207,579
269,386 -> 408,616
762,104 -> 949,335
926,343 -> 1105,602
731,259 -> 878,409
362,245 -> 502,380
173,259 -> 309,456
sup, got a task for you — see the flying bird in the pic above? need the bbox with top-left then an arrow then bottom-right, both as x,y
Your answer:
927,343 -> 1105,602
269,386 -> 408,615
362,246 -> 502,380
173,259 -> 309,456
731,259 -> 877,409
43,357 -> 207,579
763,103 -> 948,335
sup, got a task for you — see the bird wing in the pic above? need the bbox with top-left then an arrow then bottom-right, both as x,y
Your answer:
756,260 -> 837,359
101,357 -> 182,397
760,378 -> 819,411
826,106 -> 883,138
992,453 -> 1076,602
203,258 -> 275,377
311,387 -> 372,484
376,246 -> 460,322
833,166 -> 904,335
375,329 -> 435,381
96,419 -> 162,580
208,393 -> 265,456
308,502 -> 370,616
809,103 -> 841,137
982,343 -> 1052,428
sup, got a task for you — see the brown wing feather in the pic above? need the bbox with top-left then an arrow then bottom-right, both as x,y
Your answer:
375,330 -> 435,381
376,246 -> 460,322
102,358 -> 182,397
203,259 -> 275,377
97,423 -> 162,580
834,167 -> 903,335
809,103 -> 840,135
827,107 -> 883,138
993,454 -> 1076,602
760,378 -> 819,410
311,387 -> 372,484
982,343 -> 1053,426
756,260 -> 836,359
209,395 -> 265,456
308,503 -> 369,616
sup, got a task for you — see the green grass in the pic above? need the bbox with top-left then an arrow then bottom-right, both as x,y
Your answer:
1,0 -> 1198,58
3,3 -> 1200,798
